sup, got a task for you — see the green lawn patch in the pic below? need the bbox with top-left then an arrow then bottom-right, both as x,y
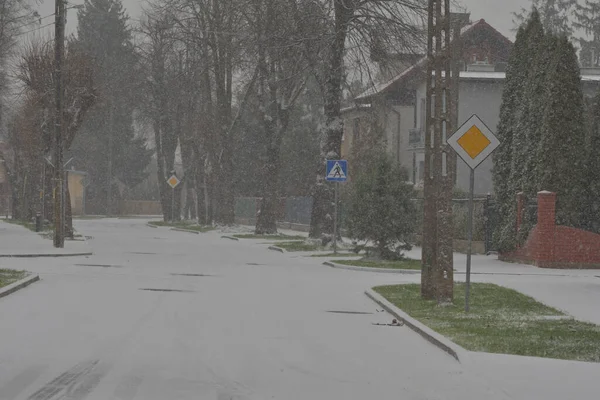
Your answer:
309,252 -> 362,257
148,220 -> 214,232
3,218 -> 38,232
336,258 -> 421,270
374,283 -> 600,362
0,269 -> 28,289
233,233 -> 306,240
276,241 -> 323,252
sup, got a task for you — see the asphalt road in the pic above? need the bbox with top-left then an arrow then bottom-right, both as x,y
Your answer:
0,219 -> 597,400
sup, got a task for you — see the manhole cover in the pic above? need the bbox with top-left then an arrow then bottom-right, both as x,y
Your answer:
139,288 -> 194,293
75,264 -> 122,268
170,273 -> 214,277
326,310 -> 374,315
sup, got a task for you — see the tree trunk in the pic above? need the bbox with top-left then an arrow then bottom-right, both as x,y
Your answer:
309,1 -> 354,240
65,179 -> 74,238
255,147 -> 281,234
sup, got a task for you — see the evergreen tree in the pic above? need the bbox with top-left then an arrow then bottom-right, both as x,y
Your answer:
509,11 -> 545,199
513,1 -> 576,36
494,12 -> 544,251
69,0 -> 152,214
493,26 -> 524,251
574,1 -> 600,67
346,149 -> 416,260
537,36 -> 587,227
583,92 -> 600,233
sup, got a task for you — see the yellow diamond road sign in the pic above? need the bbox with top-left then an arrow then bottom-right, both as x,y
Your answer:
447,115 -> 499,170
167,175 -> 180,189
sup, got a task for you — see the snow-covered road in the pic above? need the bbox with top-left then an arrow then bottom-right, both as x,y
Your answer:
0,218 -> 597,399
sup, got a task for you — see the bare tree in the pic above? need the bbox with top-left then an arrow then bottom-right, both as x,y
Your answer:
6,39 -> 95,230
305,0 -> 426,241
243,0 -> 313,234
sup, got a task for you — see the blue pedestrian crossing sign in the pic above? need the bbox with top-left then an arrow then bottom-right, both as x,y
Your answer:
326,160 -> 348,182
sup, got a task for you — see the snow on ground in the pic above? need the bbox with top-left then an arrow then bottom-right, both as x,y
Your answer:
0,218 -> 598,399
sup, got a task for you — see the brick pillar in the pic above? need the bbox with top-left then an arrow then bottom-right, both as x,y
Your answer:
534,191 -> 557,263
516,192 -> 526,233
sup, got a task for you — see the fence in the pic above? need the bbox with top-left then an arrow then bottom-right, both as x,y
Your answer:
234,197 -> 313,226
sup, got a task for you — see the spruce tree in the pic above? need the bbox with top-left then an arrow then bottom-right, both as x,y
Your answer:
537,36 -> 587,227
69,0 -> 152,213
513,1 -> 576,36
574,0 -> 600,67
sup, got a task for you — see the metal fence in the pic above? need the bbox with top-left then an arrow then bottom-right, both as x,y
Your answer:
235,196 -> 313,225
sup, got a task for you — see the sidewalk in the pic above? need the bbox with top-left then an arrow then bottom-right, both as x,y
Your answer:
0,220 -> 92,257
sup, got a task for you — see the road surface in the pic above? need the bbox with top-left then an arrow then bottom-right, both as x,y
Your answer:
0,219 -> 597,399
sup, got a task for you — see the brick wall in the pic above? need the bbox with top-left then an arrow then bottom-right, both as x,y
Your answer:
501,191 -> 600,268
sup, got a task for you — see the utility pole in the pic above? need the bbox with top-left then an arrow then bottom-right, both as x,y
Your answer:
53,0 -> 65,248
421,0 -> 454,302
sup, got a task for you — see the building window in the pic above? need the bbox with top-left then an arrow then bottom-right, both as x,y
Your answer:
353,118 -> 360,142
419,161 -> 425,181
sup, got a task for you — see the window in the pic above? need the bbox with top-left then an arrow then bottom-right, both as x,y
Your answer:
353,118 -> 360,142
419,161 -> 425,181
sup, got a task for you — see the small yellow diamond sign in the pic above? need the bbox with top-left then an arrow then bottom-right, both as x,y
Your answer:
167,175 -> 180,189
447,115 -> 499,170
457,125 -> 492,159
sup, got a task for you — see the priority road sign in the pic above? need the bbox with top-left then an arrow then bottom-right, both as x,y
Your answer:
326,160 -> 348,182
167,175 -> 180,189
447,114 -> 500,313
447,114 -> 499,170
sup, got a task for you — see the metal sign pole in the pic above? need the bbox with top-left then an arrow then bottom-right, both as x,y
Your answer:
465,167 -> 475,312
171,187 -> 175,222
333,182 -> 338,255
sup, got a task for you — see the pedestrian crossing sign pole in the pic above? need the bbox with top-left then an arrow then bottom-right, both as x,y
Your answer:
326,160 -> 348,254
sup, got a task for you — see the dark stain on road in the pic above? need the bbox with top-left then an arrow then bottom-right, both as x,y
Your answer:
139,288 -> 195,293
75,264 -> 122,268
326,310 -> 374,315
170,273 -> 215,277
246,263 -> 265,266
128,252 -> 158,255
27,360 -> 102,400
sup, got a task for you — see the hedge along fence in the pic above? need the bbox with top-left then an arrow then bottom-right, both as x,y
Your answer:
235,196 -> 487,243
234,197 -> 313,225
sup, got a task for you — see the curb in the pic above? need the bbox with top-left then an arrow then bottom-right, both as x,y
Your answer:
364,289 -> 464,362
0,252 -> 92,258
0,274 -> 40,299
221,235 -> 239,241
268,246 -> 285,253
323,261 -> 421,274
170,227 -> 200,235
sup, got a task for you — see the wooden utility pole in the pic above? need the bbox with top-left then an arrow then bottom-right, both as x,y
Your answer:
53,0 -> 65,248
421,0 -> 454,302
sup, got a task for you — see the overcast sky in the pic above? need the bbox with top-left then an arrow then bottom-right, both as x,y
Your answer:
32,0 -> 530,41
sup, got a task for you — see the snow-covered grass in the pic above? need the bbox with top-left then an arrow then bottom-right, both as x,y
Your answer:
148,220 -> 215,232
375,283 -> 600,362
0,269 -> 28,289
309,252 -> 362,257
233,233 -> 306,240
335,258 -> 421,270
276,241 -> 324,252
